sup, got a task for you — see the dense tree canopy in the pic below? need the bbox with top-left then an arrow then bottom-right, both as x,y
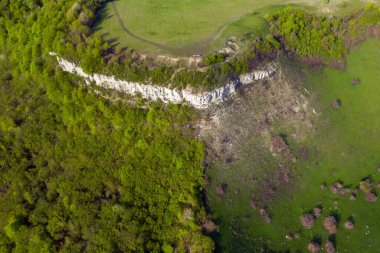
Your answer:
0,0 -> 213,251
266,6 -> 380,64
267,8 -> 347,61
0,56 -> 213,251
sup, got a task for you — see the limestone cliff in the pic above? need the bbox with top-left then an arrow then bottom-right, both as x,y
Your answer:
50,52 -> 275,109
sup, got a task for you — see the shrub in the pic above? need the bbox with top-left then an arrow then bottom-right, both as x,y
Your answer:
203,52 -> 226,66
267,8 -> 347,61
323,216 -> 337,234
300,214 -> 315,228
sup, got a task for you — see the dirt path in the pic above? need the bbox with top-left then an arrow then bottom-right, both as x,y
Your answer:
112,1 -> 179,52
111,1 -> 244,55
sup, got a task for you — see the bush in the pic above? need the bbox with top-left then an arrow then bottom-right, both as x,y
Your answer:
204,52 -> 226,66
267,8 -> 347,61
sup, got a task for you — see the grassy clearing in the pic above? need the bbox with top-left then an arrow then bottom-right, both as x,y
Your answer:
94,0 -> 372,55
205,39 -> 380,252
207,5 -> 284,53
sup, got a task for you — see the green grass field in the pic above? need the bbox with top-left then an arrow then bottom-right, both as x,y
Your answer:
94,0 -> 370,55
206,39 -> 380,252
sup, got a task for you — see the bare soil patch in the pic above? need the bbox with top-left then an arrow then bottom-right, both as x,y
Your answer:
200,60 -> 318,210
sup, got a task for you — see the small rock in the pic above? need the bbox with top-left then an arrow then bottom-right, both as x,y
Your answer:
331,182 -> 343,194
215,184 -> 226,196
285,234 -> 293,240
359,179 -> 372,193
308,242 -> 321,253
352,78 -> 360,86
325,241 -> 336,253
344,220 -> 354,229
260,208 -> 271,223
250,200 -> 257,210
331,99 -> 341,109
365,192 -> 377,202
313,207 -> 322,217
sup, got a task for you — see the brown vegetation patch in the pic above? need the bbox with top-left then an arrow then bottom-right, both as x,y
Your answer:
201,219 -> 218,233
307,242 -> 320,253
372,26 -> 380,37
250,200 -> 257,210
200,62 -> 317,215
352,78 -> 361,86
261,184 -> 277,201
298,146 -> 309,160
331,99 -> 341,109
260,208 -> 271,223
300,214 -> 315,228
339,187 -> 350,195
215,184 -> 227,197
225,156 -> 234,164
325,241 -> 336,253
331,182 -> 343,194
313,207 -> 322,217
359,179 -> 372,193
271,135 -> 287,153
323,216 -> 337,234
365,192 -> 378,202
358,178 -> 378,202
344,220 -> 354,230
274,166 -> 291,188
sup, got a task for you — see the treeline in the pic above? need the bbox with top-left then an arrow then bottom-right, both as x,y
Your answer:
174,5 -> 380,86
266,8 -> 347,62
99,4 -> 380,89
265,5 -> 380,65
0,0 -> 214,252
2,0 -> 378,92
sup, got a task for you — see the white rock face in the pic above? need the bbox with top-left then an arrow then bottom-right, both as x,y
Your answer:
50,52 -> 275,109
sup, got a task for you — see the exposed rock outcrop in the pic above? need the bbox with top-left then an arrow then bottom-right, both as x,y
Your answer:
49,52 -> 275,109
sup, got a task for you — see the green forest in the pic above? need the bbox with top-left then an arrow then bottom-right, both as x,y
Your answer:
0,63 -> 213,252
0,0 -> 213,252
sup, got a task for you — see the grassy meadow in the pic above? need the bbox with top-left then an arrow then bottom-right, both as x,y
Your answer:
94,0 -> 372,55
206,39 -> 380,252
